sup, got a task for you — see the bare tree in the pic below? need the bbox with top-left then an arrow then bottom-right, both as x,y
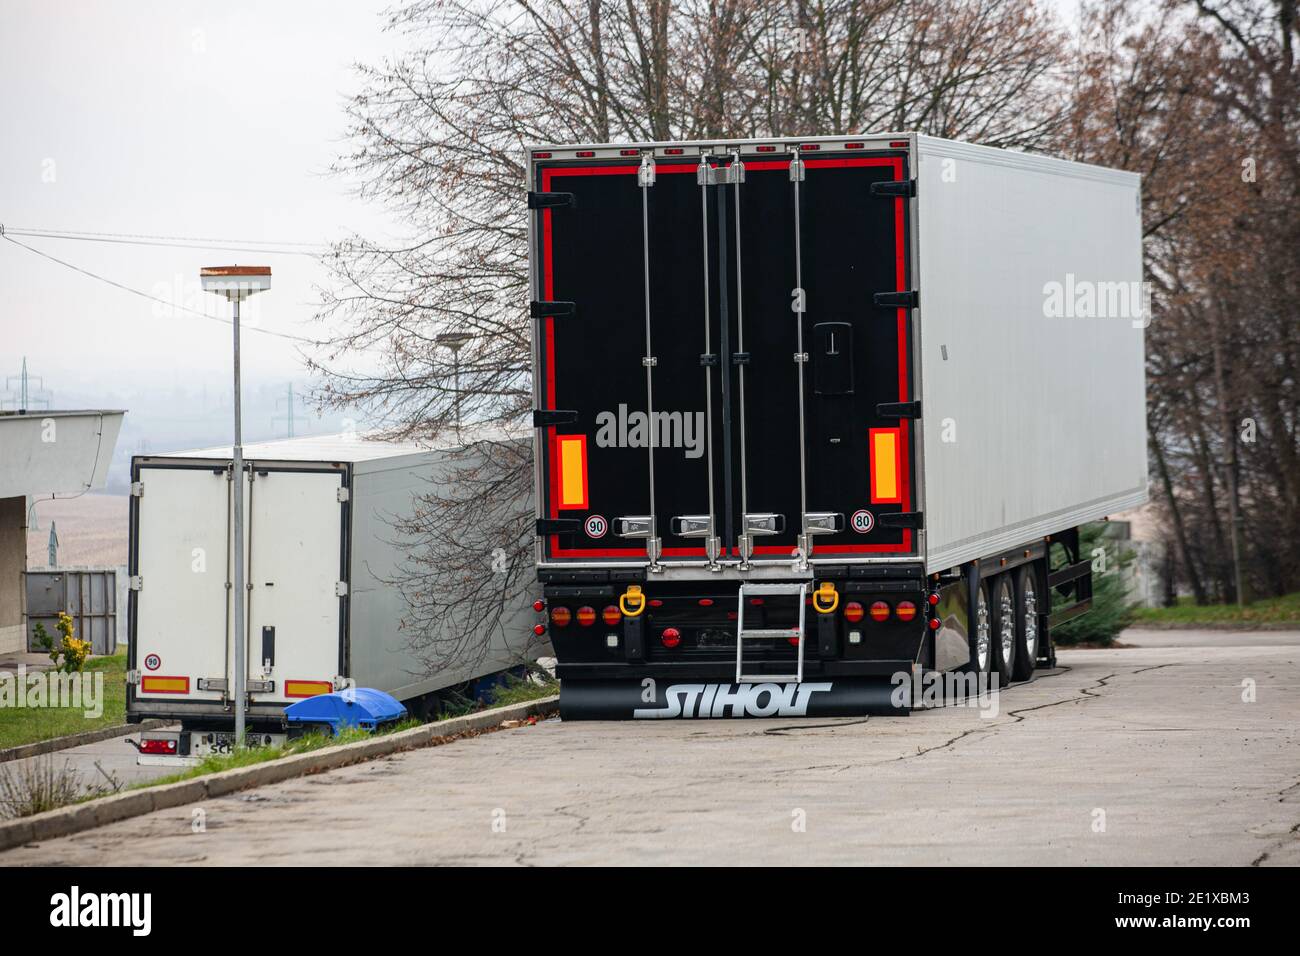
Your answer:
309,0 -> 1075,677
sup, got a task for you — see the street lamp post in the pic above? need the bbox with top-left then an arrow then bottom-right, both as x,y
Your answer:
436,332 -> 473,437
201,265 -> 271,746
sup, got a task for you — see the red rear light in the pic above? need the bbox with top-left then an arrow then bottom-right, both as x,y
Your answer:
756,145 -> 776,152
620,148 -> 639,156
928,617 -> 940,630
661,627 -> 681,648
576,150 -> 595,157
889,140 -> 908,148
532,599 -> 545,612
845,142 -> 864,149
749,597 -> 764,606
869,601 -> 890,622
139,739 -> 177,755
800,143 -> 821,151
533,623 -> 546,636
664,148 -> 684,155
788,635 -> 801,646
601,605 -> 621,626
576,606 -> 596,627
532,151 -> 552,159
895,600 -> 917,622
928,593 -> 940,606
550,606 -> 572,627
698,598 -> 714,607
844,601 -> 864,623
650,598 -> 664,607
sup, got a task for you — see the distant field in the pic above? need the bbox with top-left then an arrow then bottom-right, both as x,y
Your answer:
25,493 -> 128,569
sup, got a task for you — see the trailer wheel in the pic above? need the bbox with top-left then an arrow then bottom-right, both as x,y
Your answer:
1011,565 -> 1040,681
963,580 -> 993,675
990,575 -> 1016,685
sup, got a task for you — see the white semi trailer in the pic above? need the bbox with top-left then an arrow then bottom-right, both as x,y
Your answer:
524,133 -> 1147,718
125,433 -> 540,760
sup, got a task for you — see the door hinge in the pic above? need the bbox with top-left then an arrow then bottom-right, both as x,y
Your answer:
125,670 -> 140,685
789,157 -> 805,182
530,300 -> 576,319
197,677 -> 228,692
527,191 -> 576,210
532,409 -> 579,428
130,481 -> 144,497
699,353 -> 719,367
335,581 -> 349,597
874,290 -> 919,309
129,575 -> 143,591
700,162 -> 745,186
879,511 -> 924,530
537,518 -> 580,536
877,400 -> 921,419
336,487 -> 350,503
246,679 -> 274,694
871,179 -> 916,198
638,157 -> 656,187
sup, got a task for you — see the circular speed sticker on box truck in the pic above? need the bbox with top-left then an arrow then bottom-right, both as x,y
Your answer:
850,510 -> 875,534
585,514 -> 608,539
144,653 -> 162,671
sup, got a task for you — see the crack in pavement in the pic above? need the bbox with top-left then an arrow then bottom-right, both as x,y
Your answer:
763,718 -> 871,736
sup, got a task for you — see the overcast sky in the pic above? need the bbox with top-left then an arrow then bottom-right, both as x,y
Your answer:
0,0 -> 406,402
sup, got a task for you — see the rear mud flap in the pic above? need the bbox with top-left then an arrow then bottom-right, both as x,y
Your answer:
560,678 -> 908,720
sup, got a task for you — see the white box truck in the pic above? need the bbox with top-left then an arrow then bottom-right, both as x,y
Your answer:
126,433 -> 541,760
523,133 -> 1146,718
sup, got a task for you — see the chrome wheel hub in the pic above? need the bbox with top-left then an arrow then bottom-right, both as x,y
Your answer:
999,589 -> 1015,665
1024,581 -> 1038,660
975,590 -> 991,670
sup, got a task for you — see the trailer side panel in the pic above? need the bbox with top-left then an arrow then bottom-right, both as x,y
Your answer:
915,137 -> 1147,572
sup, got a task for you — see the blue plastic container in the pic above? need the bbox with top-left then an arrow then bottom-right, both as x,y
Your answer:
283,688 -> 408,736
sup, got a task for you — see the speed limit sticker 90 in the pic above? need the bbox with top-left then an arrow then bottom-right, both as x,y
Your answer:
850,510 -> 875,534
584,514 -> 608,539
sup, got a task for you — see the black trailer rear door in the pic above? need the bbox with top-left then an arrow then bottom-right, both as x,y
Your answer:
733,152 -> 917,561
535,158 -> 726,564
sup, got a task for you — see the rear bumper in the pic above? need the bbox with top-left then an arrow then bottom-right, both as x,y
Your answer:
560,677 -> 908,719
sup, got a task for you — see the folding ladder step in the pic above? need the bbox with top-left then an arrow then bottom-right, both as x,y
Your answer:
738,582 -> 811,595
739,627 -> 802,640
739,674 -> 800,683
736,581 -> 808,685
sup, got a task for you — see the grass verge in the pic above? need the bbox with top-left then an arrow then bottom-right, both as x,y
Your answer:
0,650 -> 127,751
137,719 -> 425,789
1131,591 -> 1300,628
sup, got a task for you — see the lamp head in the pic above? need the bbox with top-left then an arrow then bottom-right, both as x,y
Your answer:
201,265 -> 272,300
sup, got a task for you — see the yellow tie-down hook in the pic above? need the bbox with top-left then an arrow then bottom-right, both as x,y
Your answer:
812,581 -> 839,614
620,584 -> 647,617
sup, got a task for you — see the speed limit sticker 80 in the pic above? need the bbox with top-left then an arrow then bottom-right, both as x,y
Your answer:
850,510 -> 875,534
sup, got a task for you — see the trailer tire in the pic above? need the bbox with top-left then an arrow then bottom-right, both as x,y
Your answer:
1011,565 -> 1040,681
990,575 -> 1016,686
962,580 -> 994,677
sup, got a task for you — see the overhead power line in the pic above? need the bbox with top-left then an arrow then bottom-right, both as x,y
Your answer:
3,226 -> 328,257
1,232 -> 322,346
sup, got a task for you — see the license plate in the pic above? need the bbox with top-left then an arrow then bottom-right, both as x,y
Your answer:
193,731 -> 284,757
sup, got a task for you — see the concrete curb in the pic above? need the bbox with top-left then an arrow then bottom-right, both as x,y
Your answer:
1127,622 -> 1300,632
0,720 -> 170,764
0,695 -> 558,853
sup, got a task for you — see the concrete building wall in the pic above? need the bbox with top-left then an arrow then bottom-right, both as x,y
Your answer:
0,495 -> 26,654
